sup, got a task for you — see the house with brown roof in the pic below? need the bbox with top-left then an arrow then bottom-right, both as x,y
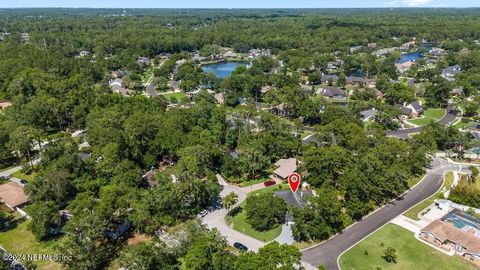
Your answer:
273,158 -> 299,180
420,219 -> 480,266
0,182 -> 29,211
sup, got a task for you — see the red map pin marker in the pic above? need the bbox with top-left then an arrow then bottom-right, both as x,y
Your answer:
288,173 -> 301,193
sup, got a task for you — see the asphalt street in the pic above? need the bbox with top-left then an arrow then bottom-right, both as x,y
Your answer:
301,158 -> 468,270
385,109 -> 457,139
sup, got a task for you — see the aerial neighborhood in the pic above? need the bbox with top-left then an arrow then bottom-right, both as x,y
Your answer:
1,5 -> 480,270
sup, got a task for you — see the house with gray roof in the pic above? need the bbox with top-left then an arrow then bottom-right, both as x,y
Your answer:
346,76 -> 366,85
318,86 -> 345,99
442,65 -> 462,81
321,74 -> 338,83
359,108 -> 377,122
401,100 -> 423,118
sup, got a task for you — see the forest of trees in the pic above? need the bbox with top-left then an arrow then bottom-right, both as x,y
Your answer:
0,8 -> 479,269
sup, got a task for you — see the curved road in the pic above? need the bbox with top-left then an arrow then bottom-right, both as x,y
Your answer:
385,108 -> 457,139
301,157 -> 469,270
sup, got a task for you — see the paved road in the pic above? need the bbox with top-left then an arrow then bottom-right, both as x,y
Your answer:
301,157 -> 470,270
385,109 -> 457,139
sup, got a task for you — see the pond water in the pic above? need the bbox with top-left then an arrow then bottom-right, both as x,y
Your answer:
397,46 -> 432,64
398,51 -> 422,64
201,61 -> 249,78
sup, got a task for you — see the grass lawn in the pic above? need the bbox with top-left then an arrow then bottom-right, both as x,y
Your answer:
163,92 -> 186,101
404,172 -> 452,220
407,175 -> 423,188
409,108 -> 446,126
340,224 -> 477,270
301,130 -> 313,139
141,68 -> 154,84
454,119 -> 473,129
0,218 -> 61,270
227,184 -> 289,242
228,210 -> 282,242
11,170 -> 37,182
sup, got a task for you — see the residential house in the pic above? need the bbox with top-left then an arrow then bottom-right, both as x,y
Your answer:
269,103 -> 288,117
20,32 -> 29,42
300,84 -> 314,96
143,170 -> 159,189
349,46 -> 363,53
79,50 -> 91,57
451,87 -> 464,96
420,219 -> 480,266
0,101 -> 12,110
274,189 -> 311,209
442,65 -> 462,81
223,51 -> 238,59
401,101 -> 424,118
137,56 -> 150,66
109,78 -> 123,88
321,74 -> 338,84
367,43 -> 377,49
326,60 -> 343,72
156,52 -> 171,59
273,158 -> 299,180
346,76 -> 366,85
111,70 -> 129,79
261,85 -> 273,95
109,78 -> 133,97
372,47 -> 398,57
401,41 -> 416,51
214,92 -> 225,104
248,49 -> 271,59
0,182 -> 29,211
318,86 -> 345,99
396,61 -> 415,74
359,108 -> 377,122
429,47 -> 447,58
105,219 -> 132,239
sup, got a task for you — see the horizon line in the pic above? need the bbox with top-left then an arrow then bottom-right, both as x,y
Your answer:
0,7 -> 478,9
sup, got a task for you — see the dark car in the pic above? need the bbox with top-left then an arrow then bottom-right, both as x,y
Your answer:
234,242 -> 248,252
263,180 -> 276,187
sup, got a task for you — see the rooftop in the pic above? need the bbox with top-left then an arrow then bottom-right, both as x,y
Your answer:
0,182 -> 29,208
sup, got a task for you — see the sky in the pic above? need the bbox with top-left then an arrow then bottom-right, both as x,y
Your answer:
0,0 -> 479,8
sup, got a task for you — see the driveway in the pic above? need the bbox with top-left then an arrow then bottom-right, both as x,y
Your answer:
385,109 -> 457,139
202,174 -> 265,251
301,157 -> 471,270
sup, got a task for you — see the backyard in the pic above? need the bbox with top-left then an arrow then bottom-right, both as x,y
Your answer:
339,223 -> 477,270
163,92 -> 186,101
226,184 -> 289,242
409,108 -> 446,126
11,170 -> 37,182
0,214 -> 61,270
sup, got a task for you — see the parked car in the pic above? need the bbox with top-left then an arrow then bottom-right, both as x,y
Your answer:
197,210 -> 208,219
234,242 -> 248,252
263,180 -> 276,187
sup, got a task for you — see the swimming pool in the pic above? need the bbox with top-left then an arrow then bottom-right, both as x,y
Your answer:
443,211 -> 480,230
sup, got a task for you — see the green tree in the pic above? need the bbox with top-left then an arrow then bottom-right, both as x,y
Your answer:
382,247 -> 397,263
222,192 -> 239,210
244,193 -> 287,231
27,200 -> 60,240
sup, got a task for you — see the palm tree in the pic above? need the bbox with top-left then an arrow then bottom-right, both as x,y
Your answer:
222,192 -> 239,210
